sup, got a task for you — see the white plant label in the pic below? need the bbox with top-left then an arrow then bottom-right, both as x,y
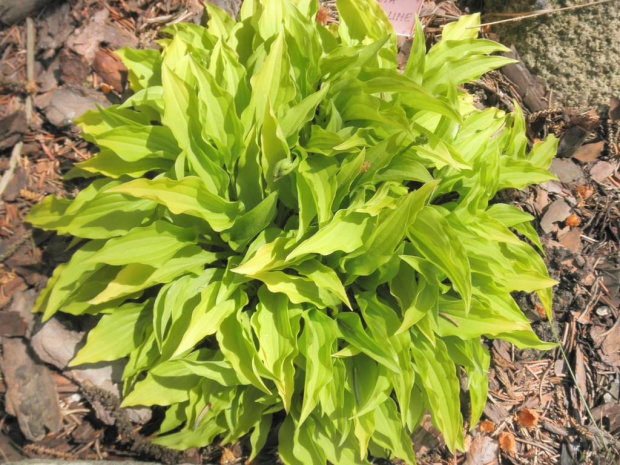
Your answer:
377,0 -> 424,37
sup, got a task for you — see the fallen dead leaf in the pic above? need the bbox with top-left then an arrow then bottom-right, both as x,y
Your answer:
498,431 -> 516,456
479,419 -> 495,434
516,408 -> 539,429
575,185 -> 594,204
573,141 -> 605,163
534,303 -> 547,320
565,213 -> 581,228
465,435 -> 498,465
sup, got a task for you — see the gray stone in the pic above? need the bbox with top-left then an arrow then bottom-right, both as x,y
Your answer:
485,0 -> 620,108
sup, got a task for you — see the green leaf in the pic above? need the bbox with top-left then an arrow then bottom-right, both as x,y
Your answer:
252,287 -> 299,410
336,312 -> 400,373
411,333 -> 464,452
109,177 -> 242,232
408,207 -> 472,312
299,309 -> 339,423
70,301 -> 150,366
116,48 -> 162,90
287,211 -> 375,260
345,181 -> 438,277
83,221 -> 195,267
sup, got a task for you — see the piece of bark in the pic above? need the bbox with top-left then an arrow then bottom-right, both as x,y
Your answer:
573,141 -> 605,163
0,312 -> 28,337
0,0 -> 51,25
465,435 -> 498,465
93,48 -> 126,93
30,318 -> 151,425
540,199 -> 572,234
1,165 -> 27,202
1,338 -> 61,441
5,289 -> 36,337
557,126 -> 588,159
0,111 -> 27,150
59,49 -> 91,86
590,161 -> 615,183
549,159 -> 586,186
501,46 -> 554,113
38,1 -> 74,58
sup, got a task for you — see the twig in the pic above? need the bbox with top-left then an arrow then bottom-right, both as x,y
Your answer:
469,0 -> 617,29
26,17 -> 35,121
0,142 -> 23,199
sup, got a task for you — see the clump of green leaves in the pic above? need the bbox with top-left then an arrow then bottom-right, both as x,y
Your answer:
27,0 -> 558,462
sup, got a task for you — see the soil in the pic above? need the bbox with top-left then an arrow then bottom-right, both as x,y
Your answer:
0,1 -> 618,464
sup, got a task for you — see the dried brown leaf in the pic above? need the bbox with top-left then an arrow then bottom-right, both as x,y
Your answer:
498,432 -> 516,456
479,419 -> 495,434
565,214 -> 581,228
516,408 -> 539,429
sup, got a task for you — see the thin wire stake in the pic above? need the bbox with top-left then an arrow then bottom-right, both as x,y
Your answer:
467,0 -> 617,29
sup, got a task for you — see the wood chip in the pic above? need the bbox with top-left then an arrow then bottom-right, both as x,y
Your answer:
465,435 -> 498,465
1,337 -> 62,441
573,141 -> 605,163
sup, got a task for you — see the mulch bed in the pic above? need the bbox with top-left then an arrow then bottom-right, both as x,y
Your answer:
0,1 -> 618,464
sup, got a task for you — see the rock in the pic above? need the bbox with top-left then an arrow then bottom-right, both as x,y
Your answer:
484,0 -> 620,108
30,318 -> 151,425
0,338 -> 62,440
0,111 -> 27,150
0,0 -> 51,25
43,87 -> 110,128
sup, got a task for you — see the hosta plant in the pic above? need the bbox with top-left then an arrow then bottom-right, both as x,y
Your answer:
27,0 -> 558,462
